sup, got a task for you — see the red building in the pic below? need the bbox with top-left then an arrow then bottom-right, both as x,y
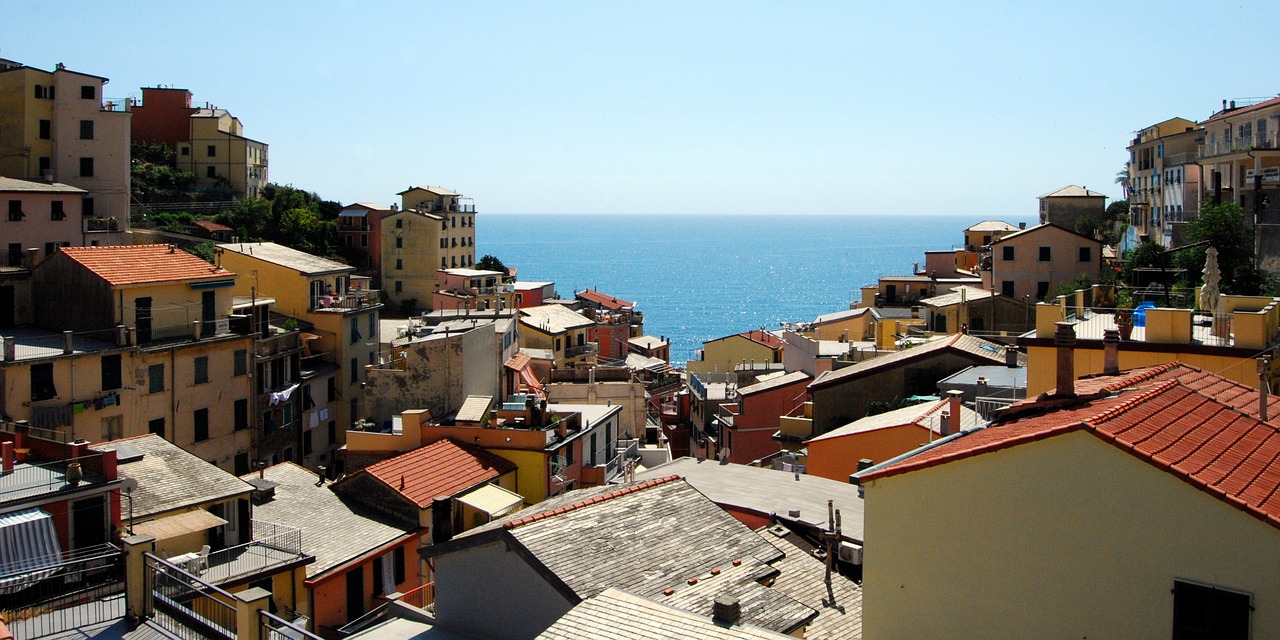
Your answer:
337,202 -> 393,271
130,87 -> 197,149
717,371 -> 811,464
513,281 -> 555,308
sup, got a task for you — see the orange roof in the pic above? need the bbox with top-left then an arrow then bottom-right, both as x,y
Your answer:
359,438 -> 517,508
192,220 -> 233,233
58,245 -> 232,287
578,288 -> 634,311
738,329 -> 781,349
864,363 -> 1280,529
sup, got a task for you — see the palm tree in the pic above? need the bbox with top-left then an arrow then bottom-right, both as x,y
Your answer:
1115,162 -> 1132,197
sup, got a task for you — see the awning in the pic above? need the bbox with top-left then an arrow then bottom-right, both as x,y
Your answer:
519,368 -> 545,396
0,508 -> 63,594
457,484 -> 524,520
131,510 -> 227,541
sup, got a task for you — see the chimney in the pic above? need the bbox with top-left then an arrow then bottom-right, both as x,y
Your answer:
1,441 -> 13,473
1054,322 -> 1077,396
1103,329 -> 1121,375
431,496 -> 454,544
712,596 -> 741,626
942,390 -> 964,435
1005,346 -> 1018,368
1019,222 -> 1027,230
975,376 -> 989,399
1259,357 -> 1271,422
1230,100 -> 1236,110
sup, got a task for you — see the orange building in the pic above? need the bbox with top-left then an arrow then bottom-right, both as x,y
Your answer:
806,392 -> 980,483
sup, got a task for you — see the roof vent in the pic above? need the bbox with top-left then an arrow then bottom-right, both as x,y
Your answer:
712,596 -> 741,625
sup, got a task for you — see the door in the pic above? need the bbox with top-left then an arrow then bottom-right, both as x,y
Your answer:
201,291 -> 215,337
71,496 -> 107,550
885,285 -> 897,303
346,566 -> 365,619
135,297 -> 152,344
0,285 -> 14,328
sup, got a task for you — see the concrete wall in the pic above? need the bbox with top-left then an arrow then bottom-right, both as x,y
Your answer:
544,381 -> 647,439
863,430 -> 1280,639
364,325 -> 497,425
434,539 -> 575,640
807,424 -> 936,482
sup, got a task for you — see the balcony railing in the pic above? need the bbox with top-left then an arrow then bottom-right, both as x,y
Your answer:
394,582 -> 435,610
310,289 -> 381,312
186,520 -> 306,586
1200,131 -> 1280,159
565,343 -> 598,358
84,217 -> 119,232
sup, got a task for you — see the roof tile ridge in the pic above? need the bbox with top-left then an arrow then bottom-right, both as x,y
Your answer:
1084,379 -> 1180,429
1101,361 -> 1184,392
1232,428 -> 1280,508
503,475 -> 681,530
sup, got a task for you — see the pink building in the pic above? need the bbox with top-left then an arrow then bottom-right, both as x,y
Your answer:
981,223 -> 1103,302
2,177 -> 124,268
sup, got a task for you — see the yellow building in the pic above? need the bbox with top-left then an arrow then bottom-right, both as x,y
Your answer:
216,242 -> 383,436
686,329 -> 783,375
1024,286 -> 1280,396
383,186 -> 477,313
518,304 -> 598,368
859,363 -> 1280,639
176,108 -> 268,198
0,60 -> 131,228
1126,117 -> 1202,246
1,245 -> 255,473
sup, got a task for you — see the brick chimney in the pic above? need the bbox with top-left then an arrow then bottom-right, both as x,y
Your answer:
1,441 -> 13,473
1103,329 -> 1121,375
941,390 -> 964,435
1054,322 -> 1077,396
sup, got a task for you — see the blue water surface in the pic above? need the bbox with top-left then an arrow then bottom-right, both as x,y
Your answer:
479,214 -> 1033,365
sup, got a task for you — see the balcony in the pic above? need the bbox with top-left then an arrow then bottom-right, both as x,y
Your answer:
310,289 -> 382,312
174,520 -> 310,586
84,217 -> 119,232
254,330 -> 300,358
1199,131 -> 1280,160
565,343 -> 598,358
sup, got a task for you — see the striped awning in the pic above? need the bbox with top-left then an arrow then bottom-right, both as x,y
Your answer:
457,484 -> 524,520
0,508 -> 63,594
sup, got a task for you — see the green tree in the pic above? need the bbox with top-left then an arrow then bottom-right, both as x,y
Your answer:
476,254 -> 508,274
131,142 -> 197,203
1122,240 -> 1165,284
186,241 -> 217,264
1173,202 -> 1268,295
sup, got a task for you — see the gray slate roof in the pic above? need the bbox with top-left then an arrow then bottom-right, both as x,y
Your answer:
633,458 -> 865,543
246,463 -> 419,578
758,532 -> 864,640
217,242 -> 352,276
537,588 -> 795,640
0,177 -> 87,193
809,334 -> 1011,390
93,435 -> 252,519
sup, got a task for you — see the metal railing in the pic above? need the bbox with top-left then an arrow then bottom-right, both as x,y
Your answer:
1200,131 -> 1280,158
309,289 -> 381,312
147,554 -> 237,640
0,543 -> 123,639
0,327 -> 122,361
196,520 -> 304,585
0,452 -> 107,502
260,610 -> 321,640
565,343 -> 598,358
394,582 -> 435,609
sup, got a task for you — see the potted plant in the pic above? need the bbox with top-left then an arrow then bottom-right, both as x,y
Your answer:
1115,288 -> 1135,340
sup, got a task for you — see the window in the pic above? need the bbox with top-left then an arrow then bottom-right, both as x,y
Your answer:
79,157 -> 94,177
83,197 -> 94,217
1038,246 -> 1051,261
395,280 -> 403,293
1078,246 -> 1092,262
31,363 -> 56,401
234,349 -> 248,376
234,398 -> 248,431
148,364 -> 164,393
80,85 -> 96,100
38,157 -> 50,177
148,418 -> 165,438
565,442 -> 574,466
79,120 -> 94,140
440,238 -> 447,249
350,317 -> 361,343
194,408 -> 209,442
207,145 -> 217,157
45,242 -> 55,257
369,314 -> 376,340
396,258 -> 403,270
206,166 -> 216,178
395,237 -> 403,248
235,453 -> 249,476
1173,580 -> 1250,640
180,146 -> 189,156
51,200 -> 65,221
1001,280 -> 1015,297
1036,281 -> 1050,300
328,420 -> 337,445
8,200 -> 23,221
395,219 -> 402,228
304,431 -> 313,455
327,378 -> 337,402
194,356 -> 209,384
38,119 -> 51,139
394,546 -> 406,584
34,85 -> 53,99
101,354 -> 122,391
361,234 -> 368,247
350,357 -> 359,382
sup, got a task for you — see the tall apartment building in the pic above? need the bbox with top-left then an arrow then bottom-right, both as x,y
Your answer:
0,61 -> 131,233
129,87 -> 268,199
1125,117 -> 1203,246
1197,97 -> 1280,219
383,186 -> 477,312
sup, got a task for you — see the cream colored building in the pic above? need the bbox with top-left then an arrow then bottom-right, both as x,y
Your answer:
217,242 -> 383,435
2,245 -> 254,473
382,188 -> 478,313
686,329 -> 783,376
0,61 -> 131,229
518,304 -> 597,368
859,363 -> 1280,639
176,108 -> 268,198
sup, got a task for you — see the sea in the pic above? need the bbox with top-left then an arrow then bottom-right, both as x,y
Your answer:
479,214 -> 1035,365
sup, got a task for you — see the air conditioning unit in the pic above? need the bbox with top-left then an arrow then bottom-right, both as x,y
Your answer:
837,541 -> 863,565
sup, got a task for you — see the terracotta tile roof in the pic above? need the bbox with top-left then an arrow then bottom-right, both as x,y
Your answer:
577,288 -> 635,310
358,438 -> 517,508
863,364 -> 1280,529
58,245 -> 232,287
192,220 -> 232,233
739,329 -> 782,349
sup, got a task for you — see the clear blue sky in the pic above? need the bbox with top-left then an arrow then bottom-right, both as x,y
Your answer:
4,1 -> 1275,216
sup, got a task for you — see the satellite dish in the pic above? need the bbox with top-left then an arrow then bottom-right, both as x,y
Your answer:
121,477 -> 138,494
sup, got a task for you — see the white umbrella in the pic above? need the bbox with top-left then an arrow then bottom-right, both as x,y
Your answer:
1199,246 -> 1221,315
